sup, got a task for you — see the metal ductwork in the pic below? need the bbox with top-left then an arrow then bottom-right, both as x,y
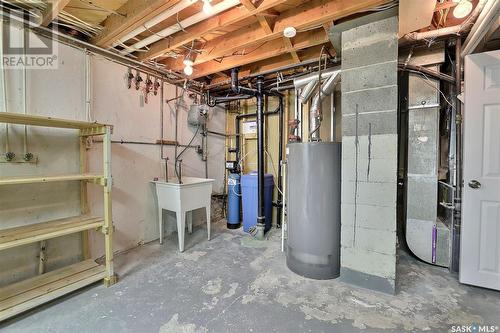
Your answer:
309,70 -> 341,141
298,80 -> 318,104
293,67 -> 339,90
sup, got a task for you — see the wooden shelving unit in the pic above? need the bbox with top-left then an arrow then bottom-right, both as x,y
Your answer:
0,112 -> 116,321
0,174 -> 105,186
0,260 -> 105,321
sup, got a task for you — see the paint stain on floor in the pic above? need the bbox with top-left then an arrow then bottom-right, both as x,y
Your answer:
1,220 -> 499,333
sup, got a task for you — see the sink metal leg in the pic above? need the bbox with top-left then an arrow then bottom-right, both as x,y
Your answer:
177,211 -> 186,252
206,205 -> 211,241
187,211 -> 193,234
158,208 -> 163,245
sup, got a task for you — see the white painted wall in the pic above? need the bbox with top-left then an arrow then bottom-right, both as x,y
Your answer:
0,25 -> 226,285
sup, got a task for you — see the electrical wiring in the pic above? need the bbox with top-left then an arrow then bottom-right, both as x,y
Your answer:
176,124 -> 200,160
265,149 -> 284,197
418,71 -> 455,109
213,42 -> 267,63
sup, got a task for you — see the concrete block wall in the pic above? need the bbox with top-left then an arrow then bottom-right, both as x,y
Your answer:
340,16 -> 398,294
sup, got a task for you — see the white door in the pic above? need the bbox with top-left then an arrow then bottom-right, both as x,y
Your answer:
460,50 -> 500,290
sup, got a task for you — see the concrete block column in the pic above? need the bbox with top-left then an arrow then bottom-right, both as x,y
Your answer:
340,16 -> 398,294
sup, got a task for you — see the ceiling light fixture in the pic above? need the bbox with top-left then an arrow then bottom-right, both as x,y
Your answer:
453,0 -> 473,18
202,0 -> 213,14
183,59 -> 194,76
184,65 -> 194,76
283,26 -> 297,38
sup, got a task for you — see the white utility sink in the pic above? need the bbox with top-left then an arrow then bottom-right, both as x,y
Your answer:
152,177 -> 214,252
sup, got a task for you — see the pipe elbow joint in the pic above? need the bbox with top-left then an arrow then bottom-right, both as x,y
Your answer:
231,68 -> 240,94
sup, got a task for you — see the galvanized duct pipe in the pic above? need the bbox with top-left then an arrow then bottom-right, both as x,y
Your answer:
309,70 -> 341,141
293,67 -> 340,90
461,0 -> 500,57
299,80 -> 318,104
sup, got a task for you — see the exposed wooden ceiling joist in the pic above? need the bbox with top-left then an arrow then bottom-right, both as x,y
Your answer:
138,0 -> 290,61
170,0 -> 388,72
209,43 -> 334,84
183,28 -> 329,79
92,0 -> 185,47
42,0 -> 72,27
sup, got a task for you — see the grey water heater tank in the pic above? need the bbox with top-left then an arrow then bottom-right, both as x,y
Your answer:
286,142 -> 341,279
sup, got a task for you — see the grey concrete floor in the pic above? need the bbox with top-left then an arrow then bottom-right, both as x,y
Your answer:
2,220 -> 500,333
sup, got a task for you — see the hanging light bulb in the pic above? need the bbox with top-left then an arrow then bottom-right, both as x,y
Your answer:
184,65 -> 193,76
453,0 -> 473,18
202,0 -> 213,14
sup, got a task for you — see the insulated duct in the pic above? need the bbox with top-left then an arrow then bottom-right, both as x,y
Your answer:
120,0 -> 240,55
112,0 -> 197,48
309,70 -> 341,141
299,80 -> 318,104
461,0 -> 500,57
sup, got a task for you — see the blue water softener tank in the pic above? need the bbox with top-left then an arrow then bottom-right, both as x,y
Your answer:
227,173 -> 241,229
241,172 -> 274,233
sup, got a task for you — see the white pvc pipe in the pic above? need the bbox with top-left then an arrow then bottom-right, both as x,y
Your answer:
281,160 -> 287,252
461,0 -> 500,57
23,29 -> 28,155
0,19 -> 10,155
120,0 -> 240,55
84,50 -> 92,121
112,0 -> 197,48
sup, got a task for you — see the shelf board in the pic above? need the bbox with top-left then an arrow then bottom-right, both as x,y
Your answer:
0,260 -> 105,321
0,174 -> 104,186
0,112 -> 110,130
0,216 -> 104,251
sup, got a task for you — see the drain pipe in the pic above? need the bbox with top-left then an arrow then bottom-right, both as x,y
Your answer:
230,68 -> 283,239
277,96 -> 284,227
255,76 -> 266,239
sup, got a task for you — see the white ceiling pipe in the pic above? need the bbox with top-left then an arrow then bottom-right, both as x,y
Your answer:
461,0 -> 500,57
112,0 -> 197,48
120,0 -> 240,55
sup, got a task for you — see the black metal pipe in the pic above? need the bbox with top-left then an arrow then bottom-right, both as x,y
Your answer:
256,76 -> 266,231
231,68 -> 258,96
235,116 -> 241,169
207,130 -> 228,137
232,107 -> 280,172
227,67 -> 282,238
277,96 -> 284,228
398,63 -> 455,84
209,58 -> 338,90
108,140 -> 197,148
212,95 -> 254,105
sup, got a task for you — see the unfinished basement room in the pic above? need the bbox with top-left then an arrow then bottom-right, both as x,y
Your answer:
0,0 -> 499,332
